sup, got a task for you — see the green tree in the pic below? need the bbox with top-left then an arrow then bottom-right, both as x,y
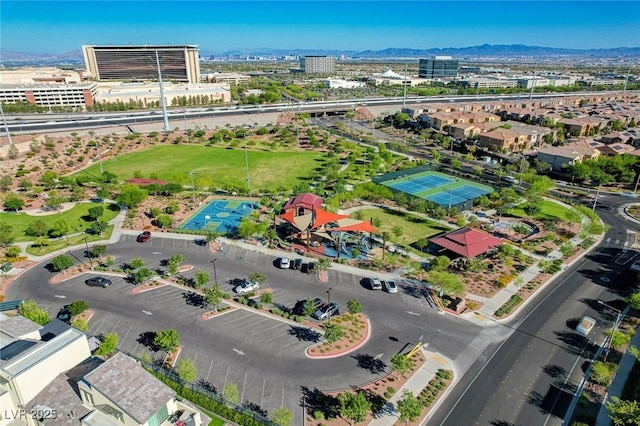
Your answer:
0,175 -> 13,191
338,391 -> 371,425
260,291 -> 273,304
89,245 -> 106,259
132,267 -> 154,284
25,219 -> 50,237
323,323 -> 345,347
222,382 -> 239,404
271,408 -> 294,426
18,300 -> 50,325
68,300 -> 89,316
154,329 -> 180,354
590,361 -> 617,386
116,184 -> 148,208
248,272 -> 266,285
94,332 -> 119,356
605,329 -> 631,349
303,298 -> 316,319
50,219 -> 71,243
626,292 -> 640,310
175,358 -> 197,383
346,299 -> 363,314
204,285 -> 223,311
431,255 -> 451,271
90,220 -> 108,236
606,396 -> 640,426
6,245 -> 21,259
317,258 -> 332,271
87,206 -> 104,221
4,193 -> 25,212
390,353 -> 414,377
194,270 -> 209,288
0,223 -> 15,247
156,214 -> 173,229
49,254 -> 74,274
129,257 -> 145,269
71,317 -> 88,332
396,390 -> 422,423
427,271 -> 465,296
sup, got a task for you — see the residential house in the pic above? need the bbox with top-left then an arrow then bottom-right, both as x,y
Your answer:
477,128 -> 528,153
503,121 -> 553,148
448,123 -> 480,141
428,112 -> 467,131
536,139 -> 602,171
557,116 -> 606,136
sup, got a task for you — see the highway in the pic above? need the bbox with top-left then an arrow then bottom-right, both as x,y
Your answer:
431,193 -> 639,426
3,91 -> 622,135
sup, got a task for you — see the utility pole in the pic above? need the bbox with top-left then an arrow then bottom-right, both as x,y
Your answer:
183,109 -> 189,145
592,183 -> 601,212
189,171 -> 196,207
156,50 -> 170,133
244,139 -> 251,196
0,102 -> 14,147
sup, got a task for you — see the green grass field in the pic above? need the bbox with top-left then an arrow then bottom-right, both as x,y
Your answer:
25,225 -> 115,256
0,202 -> 119,242
74,145 -> 324,190
508,200 -> 574,221
353,208 -> 451,247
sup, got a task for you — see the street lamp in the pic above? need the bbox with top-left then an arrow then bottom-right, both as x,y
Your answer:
592,182 -> 601,212
183,109 -> 189,145
189,170 -> 196,208
598,299 -> 623,355
326,287 -> 332,324
211,258 -> 218,287
84,237 -> 93,269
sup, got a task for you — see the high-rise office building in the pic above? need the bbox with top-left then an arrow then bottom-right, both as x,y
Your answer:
300,56 -> 335,74
82,45 -> 200,83
418,56 -> 459,79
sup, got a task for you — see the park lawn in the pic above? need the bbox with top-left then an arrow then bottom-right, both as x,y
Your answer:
74,145 -> 324,190
352,208 -> 451,246
25,225 -> 115,256
508,200 -> 574,221
0,203 -> 119,242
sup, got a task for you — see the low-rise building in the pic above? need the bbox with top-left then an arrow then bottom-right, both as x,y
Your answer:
536,140 -> 602,171
477,128 -> 528,152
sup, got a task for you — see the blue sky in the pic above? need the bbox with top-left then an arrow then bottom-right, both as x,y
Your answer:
2,1 -> 639,54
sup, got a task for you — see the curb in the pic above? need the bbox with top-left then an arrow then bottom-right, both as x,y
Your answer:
305,318 -> 371,359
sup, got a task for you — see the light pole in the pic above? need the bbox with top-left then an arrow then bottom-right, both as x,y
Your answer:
155,50 -> 170,133
84,237 -> 93,269
204,214 -> 211,231
598,299 -> 623,358
183,109 -> 189,145
326,287 -> 332,324
244,139 -> 251,196
189,171 -> 196,208
211,258 -> 218,287
592,182 -> 601,212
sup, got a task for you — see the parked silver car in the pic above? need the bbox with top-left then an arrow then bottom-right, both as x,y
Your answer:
313,302 -> 339,321
234,279 -> 259,294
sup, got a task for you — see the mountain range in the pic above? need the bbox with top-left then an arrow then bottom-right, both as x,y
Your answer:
1,44 -> 639,65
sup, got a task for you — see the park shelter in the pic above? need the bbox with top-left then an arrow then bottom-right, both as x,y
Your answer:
430,227 -> 503,258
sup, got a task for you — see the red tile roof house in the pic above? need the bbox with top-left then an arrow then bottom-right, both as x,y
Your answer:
430,227 -> 503,258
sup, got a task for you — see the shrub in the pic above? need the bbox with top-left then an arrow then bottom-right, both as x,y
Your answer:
494,295 -> 523,317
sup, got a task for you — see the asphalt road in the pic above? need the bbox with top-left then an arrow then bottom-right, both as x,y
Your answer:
431,194 -> 640,426
8,233 -> 488,424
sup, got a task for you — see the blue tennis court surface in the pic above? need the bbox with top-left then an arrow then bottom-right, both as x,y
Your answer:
181,199 -> 257,233
389,175 -> 452,194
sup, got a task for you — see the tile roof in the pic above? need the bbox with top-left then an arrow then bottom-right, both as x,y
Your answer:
83,353 -> 174,424
0,315 -> 42,339
431,227 -> 503,258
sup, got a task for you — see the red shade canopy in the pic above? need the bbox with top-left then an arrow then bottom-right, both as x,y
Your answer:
430,227 -> 503,258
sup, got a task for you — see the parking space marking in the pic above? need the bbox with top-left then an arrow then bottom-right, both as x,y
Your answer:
265,331 -> 290,342
250,322 -> 285,336
92,314 -> 111,335
110,319 -> 122,333
215,312 -> 256,326
223,366 -> 230,388
206,359 -> 214,381
281,342 -> 294,348
120,323 -> 134,344
261,379 -> 266,408
241,371 -> 248,403
245,250 -> 258,265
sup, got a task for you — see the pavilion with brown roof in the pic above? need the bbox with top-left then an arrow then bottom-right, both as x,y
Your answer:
430,227 -> 503,258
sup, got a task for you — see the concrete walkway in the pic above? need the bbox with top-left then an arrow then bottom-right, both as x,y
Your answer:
595,327 -> 640,426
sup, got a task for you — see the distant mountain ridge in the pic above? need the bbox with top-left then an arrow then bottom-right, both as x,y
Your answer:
1,44 -> 639,65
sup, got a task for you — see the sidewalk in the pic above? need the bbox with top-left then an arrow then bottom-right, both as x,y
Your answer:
369,348 -> 456,426
594,326 -> 640,426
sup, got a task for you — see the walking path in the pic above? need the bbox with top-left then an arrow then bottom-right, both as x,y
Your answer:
3,197 -> 634,426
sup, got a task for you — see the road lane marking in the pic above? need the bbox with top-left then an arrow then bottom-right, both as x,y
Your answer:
54,295 -> 66,298
232,348 -> 246,356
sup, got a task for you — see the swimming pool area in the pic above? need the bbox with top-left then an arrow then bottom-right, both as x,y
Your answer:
180,199 -> 258,233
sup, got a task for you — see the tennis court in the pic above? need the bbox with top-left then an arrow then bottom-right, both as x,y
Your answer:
378,169 -> 494,210
180,199 -> 258,233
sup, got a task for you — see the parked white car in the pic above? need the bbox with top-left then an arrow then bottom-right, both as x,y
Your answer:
576,316 -> 596,336
234,280 -> 259,294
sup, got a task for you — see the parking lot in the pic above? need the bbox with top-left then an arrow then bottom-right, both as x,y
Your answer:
10,234 -> 484,424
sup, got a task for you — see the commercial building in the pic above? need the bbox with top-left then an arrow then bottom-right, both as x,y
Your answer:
0,83 -> 98,108
82,45 -> 201,83
300,56 -> 335,74
94,82 -> 230,107
418,56 -> 459,79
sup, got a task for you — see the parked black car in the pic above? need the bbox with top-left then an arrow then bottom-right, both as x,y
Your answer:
291,259 -> 303,270
56,307 -> 71,324
303,262 -> 317,274
85,276 -> 112,288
